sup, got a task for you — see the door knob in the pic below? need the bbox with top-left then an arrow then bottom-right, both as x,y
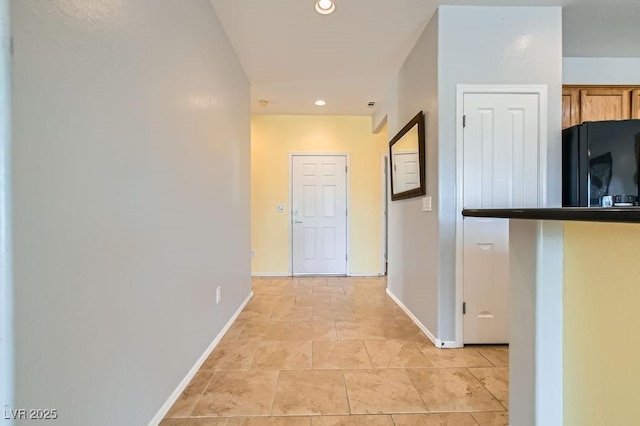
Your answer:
294,220 -> 303,224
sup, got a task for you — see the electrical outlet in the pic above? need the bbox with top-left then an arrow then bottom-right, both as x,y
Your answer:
216,286 -> 221,304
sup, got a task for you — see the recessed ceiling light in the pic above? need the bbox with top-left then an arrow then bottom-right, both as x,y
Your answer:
315,99 -> 327,106
315,0 -> 335,15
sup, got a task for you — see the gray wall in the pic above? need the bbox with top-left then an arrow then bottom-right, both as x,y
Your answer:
387,11 -> 440,338
0,0 -> 12,417
436,6 -> 563,340
11,1 -> 251,424
563,57 -> 640,84
383,6 -> 562,344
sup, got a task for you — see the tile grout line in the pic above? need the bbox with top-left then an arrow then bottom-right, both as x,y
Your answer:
464,367 -> 508,413
267,370 -> 282,417
403,367 -> 432,414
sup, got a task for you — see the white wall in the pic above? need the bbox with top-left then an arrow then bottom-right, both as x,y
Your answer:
437,6 -> 563,340
11,1 -> 251,425
382,6 -> 562,345
563,57 -> 640,84
387,10 -> 440,340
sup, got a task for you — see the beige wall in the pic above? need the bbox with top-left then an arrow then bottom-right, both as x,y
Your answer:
564,222 -> 640,425
251,115 -> 388,275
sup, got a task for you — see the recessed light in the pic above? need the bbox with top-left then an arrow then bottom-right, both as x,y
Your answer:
315,0 -> 336,15
315,99 -> 327,106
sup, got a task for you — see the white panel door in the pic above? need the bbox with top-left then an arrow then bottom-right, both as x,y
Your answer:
292,155 -> 347,275
463,93 -> 541,344
392,150 -> 420,193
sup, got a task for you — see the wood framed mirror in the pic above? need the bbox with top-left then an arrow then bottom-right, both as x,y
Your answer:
389,111 -> 426,201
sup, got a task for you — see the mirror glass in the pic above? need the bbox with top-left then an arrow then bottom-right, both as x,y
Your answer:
389,111 -> 426,201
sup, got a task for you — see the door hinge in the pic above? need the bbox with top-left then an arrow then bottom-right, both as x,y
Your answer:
345,165 -> 348,173
463,302 -> 466,315
462,115 -> 466,128
345,253 -> 348,261
9,36 -> 14,56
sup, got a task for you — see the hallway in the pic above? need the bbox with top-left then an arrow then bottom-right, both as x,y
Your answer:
161,277 -> 509,425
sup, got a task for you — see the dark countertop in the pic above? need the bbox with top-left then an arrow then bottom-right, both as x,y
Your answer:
462,207 -> 640,224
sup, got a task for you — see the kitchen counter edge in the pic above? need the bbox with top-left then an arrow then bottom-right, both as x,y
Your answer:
462,207 -> 640,224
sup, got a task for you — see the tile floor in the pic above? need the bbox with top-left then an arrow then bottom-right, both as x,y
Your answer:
161,276 -> 509,426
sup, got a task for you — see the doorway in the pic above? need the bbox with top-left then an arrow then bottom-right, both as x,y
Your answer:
290,154 -> 348,275
456,85 -> 548,344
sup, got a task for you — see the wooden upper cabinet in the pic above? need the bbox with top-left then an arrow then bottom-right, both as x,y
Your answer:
633,89 -> 640,119
562,88 -> 579,129
562,85 -> 640,129
579,88 -> 631,122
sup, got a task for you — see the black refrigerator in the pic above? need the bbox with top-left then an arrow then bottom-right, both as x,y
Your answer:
562,119 -> 640,207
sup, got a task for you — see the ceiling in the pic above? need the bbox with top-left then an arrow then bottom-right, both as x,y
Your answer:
209,0 -> 640,116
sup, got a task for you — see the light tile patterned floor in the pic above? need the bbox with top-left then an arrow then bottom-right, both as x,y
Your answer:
161,276 -> 509,426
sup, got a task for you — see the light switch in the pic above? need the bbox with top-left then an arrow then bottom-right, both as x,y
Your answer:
276,204 -> 285,213
422,196 -> 432,212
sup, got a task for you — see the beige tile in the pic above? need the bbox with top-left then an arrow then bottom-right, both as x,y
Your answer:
364,340 -> 433,368
201,340 -> 258,371
330,295 -> 353,306
242,299 -> 277,314
281,286 -> 314,296
191,370 -> 278,417
311,415 -> 394,425
392,413 -> 478,426
263,321 -> 337,341
271,305 -> 313,321
313,306 -> 356,321
343,369 -> 427,414
295,295 -> 332,307
235,321 -> 269,341
326,278 -> 349,287
406,368 -> 505,413
253,286 -> 285,295
251,341 -> 312,370
227,417 -> 311,426
477,345 -> 509,367
160,418 -> 228,426
299,278 -> 328,287
254,295 -> 297,305
270,278 -> 300,287
312,341 -> 372,369
382,323 -> 425,340
468,367 -> 509,408
416,342 -> 493,368
471,412 -> 509,426
220,322 -> 244,342
313,286 -> 346,296
271,370 -> 349,416
335,320 -> 386,340
165,371 -> 214,417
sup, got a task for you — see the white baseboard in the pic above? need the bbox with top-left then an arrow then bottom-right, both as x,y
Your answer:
252,273 -> 385,278
148,292 -> 254,425
251,273 -> 289,277
386,289 -> 463,349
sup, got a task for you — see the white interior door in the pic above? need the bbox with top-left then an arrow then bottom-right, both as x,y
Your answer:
463,92 -> 541,344
392,150 -> 420,193
291,155 -> 347,275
